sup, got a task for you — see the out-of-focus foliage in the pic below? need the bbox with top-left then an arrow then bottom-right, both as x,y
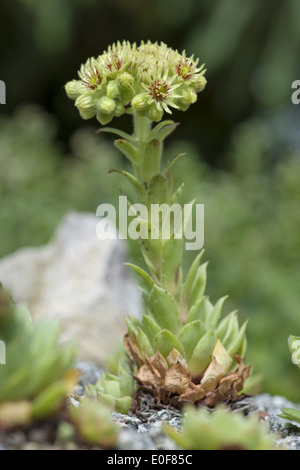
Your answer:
0,105 -> 124,257
164,405 -> 276,450
0,285 -> 77,428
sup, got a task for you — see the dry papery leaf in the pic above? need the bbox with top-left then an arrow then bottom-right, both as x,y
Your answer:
134,346 -> 250,408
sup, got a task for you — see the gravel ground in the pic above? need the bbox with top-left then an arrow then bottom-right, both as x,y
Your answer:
1,362 -> 300,450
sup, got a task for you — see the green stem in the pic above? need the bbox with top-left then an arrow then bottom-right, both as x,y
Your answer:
133,113 -> 162,184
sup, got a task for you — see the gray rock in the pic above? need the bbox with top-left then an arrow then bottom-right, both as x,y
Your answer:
0,212 -> 142,365
116,429 -> 157,450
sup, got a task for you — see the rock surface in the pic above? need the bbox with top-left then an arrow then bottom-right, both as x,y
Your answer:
0,212 -> 142,365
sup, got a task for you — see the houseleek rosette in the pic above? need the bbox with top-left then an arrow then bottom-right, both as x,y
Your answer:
65,41 -> 249,414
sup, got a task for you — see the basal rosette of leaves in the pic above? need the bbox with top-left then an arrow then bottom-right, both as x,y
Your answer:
0,285 -> 78,430
279,336 -> 300,425
164,405 -> 276,450
66,40 -> 249,414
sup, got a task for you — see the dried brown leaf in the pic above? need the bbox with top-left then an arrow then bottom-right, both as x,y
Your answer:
167,349 -> 187,367
164,362 -> 191,394
180,385 -> 205,402
124,333 -> 144,368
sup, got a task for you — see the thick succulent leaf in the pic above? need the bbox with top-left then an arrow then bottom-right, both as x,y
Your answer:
114,139 -> 140,165
181,251 -> 204,310
179,320 -> 207,363
118,365 -> 134,397
170,184 -> 184,204
227,320 -> 248,357
153,330 -> 184,359
99,126 -> 136,142
205,296 -> 228,330
188,330 -> 216,376
142,314 -> 161,343
218,312 -> 239,349
161,237 -> 183,298
147,173 -> 168,205
278,408 -> 300,425
125,263 -> 154,291
100,380 -> 122,398
125,316 -> 140,336
32,373 -> 77,419
149,120 -> 179,142
163,153 -> 186,176
186,296 -> 210,324
142,139 -> 162,181
150,285 -> 180,334
288,335 -> 300,369
136,327 -> 154,358
108,169 -> 146,200
215,311 -> 237,342
188,263 -> 208,310
115,396 -> 133,415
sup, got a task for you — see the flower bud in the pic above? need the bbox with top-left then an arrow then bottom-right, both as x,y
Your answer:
193,75 -> 207,92
106,80 -> 120,99
65,80 -> 85,100
98,96 -> 116,115
132,93 -> 149,111
178,87 -> 197,111
114,102 -> 125,117
96,110 -> 114,125
75,93 -> 97,119
147,103 -> 163,122
117,72 -> 134,89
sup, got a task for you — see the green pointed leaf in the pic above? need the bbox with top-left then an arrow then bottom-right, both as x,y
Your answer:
154,122 -> 180,142
205,296 -> 228,330
108,169 -> 146,200
188,263 -> 208,309
149,120 -> 176,140
142,314 -> 161,343
227,321 -> 248,357
171,184 -> 184,204
118,365 -> 134,397
161,237 -> 183,298
114,139 -> 140,165
188,330 -> 216,376
219,312 -> 239,349
100,380 -> 121,398
215,311 -> 238,341
125,263 -> 154,291
115,396 -> 133,414
98,126 -> 136,142
186,296 -> 212,324
147,173 -> 168,205
153,330 -> 184,359
279,408 -> 300,424
136,327 -> 154,358
179,320 -> 207,362
142,139 -> 162,181
150,285 -> 180,334
125,316 -> 140,336
163,153 -> 186,176
182,251 -> 204,307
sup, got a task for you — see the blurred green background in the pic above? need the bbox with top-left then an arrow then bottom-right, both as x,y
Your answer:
1,0 -> 300,400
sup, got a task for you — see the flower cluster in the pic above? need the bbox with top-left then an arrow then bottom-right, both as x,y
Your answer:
65,40 -> 207,124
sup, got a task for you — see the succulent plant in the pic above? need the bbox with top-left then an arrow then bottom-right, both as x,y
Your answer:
66,40 -> 249,413
164,405 -> 276,450
69,399 -> 119,448
278,336 -> 300,425
0,285 -> 78,429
